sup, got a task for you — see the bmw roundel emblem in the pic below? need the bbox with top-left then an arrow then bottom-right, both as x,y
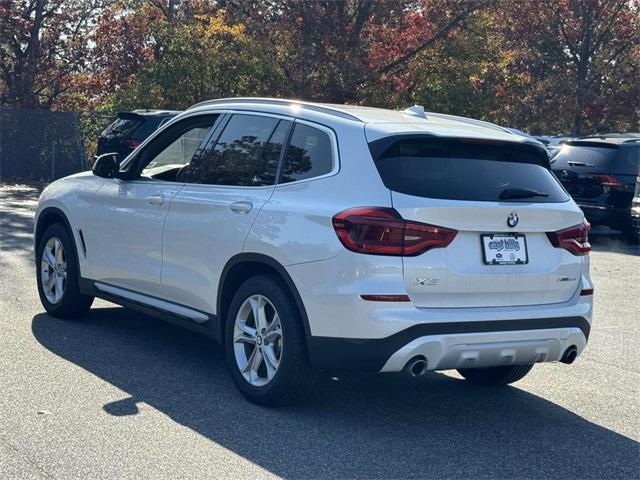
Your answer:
507,212 -> 519,228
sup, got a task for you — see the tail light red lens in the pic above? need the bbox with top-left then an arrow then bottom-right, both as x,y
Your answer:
586,174 -> 621,186
546,220 -> 591,256
332,207 -> 457,256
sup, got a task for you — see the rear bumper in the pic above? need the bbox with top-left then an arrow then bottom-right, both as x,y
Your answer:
287,249 -> 593,372
307,317 -> 589,372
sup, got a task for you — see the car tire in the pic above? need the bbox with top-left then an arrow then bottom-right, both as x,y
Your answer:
225,275 -> 317,406
457,364 -> 534,386
36,223 -> 94,318
621,222 -> 640,244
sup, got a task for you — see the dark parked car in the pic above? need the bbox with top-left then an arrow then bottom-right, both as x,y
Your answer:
551,135 -> 640,241
96,110 -> 180,160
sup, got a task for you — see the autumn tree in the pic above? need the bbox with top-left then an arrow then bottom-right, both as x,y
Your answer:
219,0 -> 489,104
96,9 -> 282,111
495,0 -> 640,135
552,0 -> 639,135
0,0 -> 116,109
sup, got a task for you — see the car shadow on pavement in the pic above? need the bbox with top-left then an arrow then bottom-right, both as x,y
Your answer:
0,184 -> 41,266
31,307 -> 639,479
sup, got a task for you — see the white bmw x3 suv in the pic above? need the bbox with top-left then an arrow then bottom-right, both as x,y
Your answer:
35,98 -> 593,405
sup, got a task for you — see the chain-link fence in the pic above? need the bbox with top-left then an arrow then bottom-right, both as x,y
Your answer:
0,109 -> 114,182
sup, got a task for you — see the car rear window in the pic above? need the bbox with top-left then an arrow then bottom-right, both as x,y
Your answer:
552,143 -> 639,175
102,118 -> 142,137
371,137 -> 569,203
102,115 -> 171,139
134,117 -> 167,139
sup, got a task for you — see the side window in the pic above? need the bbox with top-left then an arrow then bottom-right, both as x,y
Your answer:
188,114 -> 288,186
279,123 -> 334,184
139,115 -> 218,180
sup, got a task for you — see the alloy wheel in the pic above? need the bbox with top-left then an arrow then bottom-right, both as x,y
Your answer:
40,237 -> 67,304
233,294 -> 283,387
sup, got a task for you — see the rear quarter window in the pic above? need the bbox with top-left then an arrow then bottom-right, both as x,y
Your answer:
372,137 -> 569,203
279,123 -> 334,183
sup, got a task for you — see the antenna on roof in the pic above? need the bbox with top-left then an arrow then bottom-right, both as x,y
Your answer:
403,105 -> 427,119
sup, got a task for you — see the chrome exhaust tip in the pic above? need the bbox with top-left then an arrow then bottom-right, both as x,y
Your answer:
561,345 -> 578,364
404,357 -> 428,377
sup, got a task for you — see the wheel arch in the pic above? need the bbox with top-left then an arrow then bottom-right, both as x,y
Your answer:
35,207 -> 74,253
217,253 -> 312,340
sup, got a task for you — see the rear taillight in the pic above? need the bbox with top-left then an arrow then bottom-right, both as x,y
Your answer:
586,174 -> 621,186
332,207 -> 457,256
546,220 -> 591,256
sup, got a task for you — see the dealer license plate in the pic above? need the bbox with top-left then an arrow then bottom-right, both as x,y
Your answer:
481,233 -> 528,265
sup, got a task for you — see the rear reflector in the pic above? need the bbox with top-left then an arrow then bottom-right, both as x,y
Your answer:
360,294 -> 411,302
546,220 -> 591,256
332,207 -> 457,256
580,288 -> 594,296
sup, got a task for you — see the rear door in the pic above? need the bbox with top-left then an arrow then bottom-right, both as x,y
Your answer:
160,113 -> 292,315
372,137 -> 585,308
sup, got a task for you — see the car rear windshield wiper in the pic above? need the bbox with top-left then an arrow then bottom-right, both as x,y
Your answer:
499,187 -> 550,200
567,161 -> 595,167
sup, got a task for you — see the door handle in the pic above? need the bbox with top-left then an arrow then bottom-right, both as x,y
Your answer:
229,201 -> 253,214
146,194 -> 164,206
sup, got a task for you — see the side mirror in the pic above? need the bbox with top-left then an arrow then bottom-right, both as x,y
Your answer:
93,153 -> 120,178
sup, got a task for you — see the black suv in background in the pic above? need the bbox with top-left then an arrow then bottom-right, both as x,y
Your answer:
96,110 -> 180,160
551,135 -> 640,241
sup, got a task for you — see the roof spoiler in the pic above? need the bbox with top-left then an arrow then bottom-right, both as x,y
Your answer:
368,135 -> 550,169
117,112 -> 144,121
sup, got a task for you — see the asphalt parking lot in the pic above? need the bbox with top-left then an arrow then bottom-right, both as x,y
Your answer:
0,183 -> 638,480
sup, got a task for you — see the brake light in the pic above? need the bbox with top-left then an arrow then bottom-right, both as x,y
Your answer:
546,220 -> 591,256
332,207 -> 457,256
587,174 -> 621,186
